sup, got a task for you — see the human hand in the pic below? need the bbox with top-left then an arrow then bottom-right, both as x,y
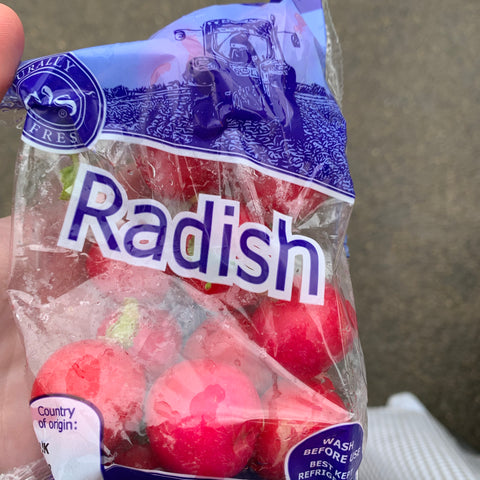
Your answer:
0,4 -> 24,99
0,4 -> 42,473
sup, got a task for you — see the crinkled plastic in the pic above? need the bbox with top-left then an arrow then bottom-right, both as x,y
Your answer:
3,1 -> 367,479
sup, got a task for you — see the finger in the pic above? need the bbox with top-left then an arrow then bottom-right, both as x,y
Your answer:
0,216 -> 11,290
0,4 -> 24,101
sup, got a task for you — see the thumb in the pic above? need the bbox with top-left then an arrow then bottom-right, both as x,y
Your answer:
0,4 -> 24,101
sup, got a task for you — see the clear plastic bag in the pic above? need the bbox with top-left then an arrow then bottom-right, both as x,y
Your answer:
3,1 -> 367,479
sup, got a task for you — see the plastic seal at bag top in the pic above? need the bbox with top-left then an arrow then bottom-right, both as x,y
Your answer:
4,1 -> 367,479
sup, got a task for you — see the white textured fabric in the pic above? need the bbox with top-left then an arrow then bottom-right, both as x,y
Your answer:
359,392 -> 480,480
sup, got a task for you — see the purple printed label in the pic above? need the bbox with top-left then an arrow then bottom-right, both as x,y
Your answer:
286,423 -> 363,480
292,0 -> 322,13
6,0 -> 354,201
14,53 -> 105,152
101,10 -> 354,201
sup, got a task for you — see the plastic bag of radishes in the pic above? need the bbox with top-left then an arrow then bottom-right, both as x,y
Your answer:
5,1 -> 367,479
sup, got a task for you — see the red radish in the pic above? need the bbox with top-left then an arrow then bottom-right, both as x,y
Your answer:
114,432 -> 159,470
183,317 -> 272,393
135,146 -> 220,201
114,443 -> 159,470
253,172 -> 328,223
31,339 -> 146,451
217,284 -> 260,318
113,162 -> 153,200
250,378 -> 351,480
145,358 -> 263,477
97,299 -> 182,382
250,282 -> 356,380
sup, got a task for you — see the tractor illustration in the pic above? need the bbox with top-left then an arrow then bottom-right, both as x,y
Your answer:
174,16 -> 302,137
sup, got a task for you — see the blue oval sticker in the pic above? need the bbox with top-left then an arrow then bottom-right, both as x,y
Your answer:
286,423 -> 364,480
14,53 -> 105,152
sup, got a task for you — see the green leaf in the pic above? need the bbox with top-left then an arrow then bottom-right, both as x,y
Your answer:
106,298 -> 140,349
59,155 -> 80,201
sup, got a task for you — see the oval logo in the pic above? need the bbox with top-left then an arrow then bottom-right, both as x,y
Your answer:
14,53 -> 105,152
285,423 -> 363,480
